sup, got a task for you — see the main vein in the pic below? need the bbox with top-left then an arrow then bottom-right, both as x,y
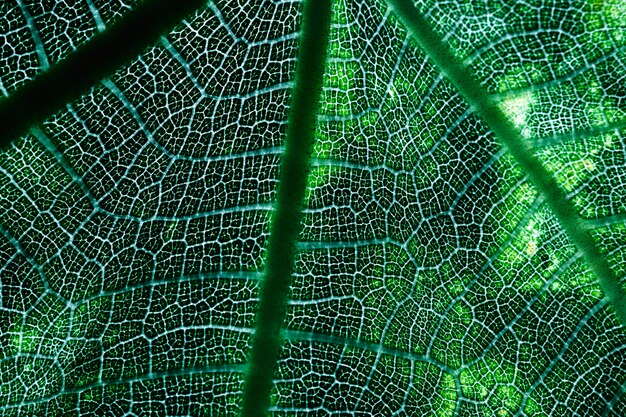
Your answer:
240,1 -> 331,416
387,0 -> 626,326
0,0 -> 204,148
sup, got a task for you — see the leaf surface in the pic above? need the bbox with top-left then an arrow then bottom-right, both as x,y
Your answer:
0,0 -> 625,416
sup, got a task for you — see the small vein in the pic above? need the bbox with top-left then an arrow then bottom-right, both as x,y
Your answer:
84,0 -> 106,33
387,0 -> 626,326
0,223 -> 48,293
529,117 -> 626,149
284,329 -> 455,374
29,126 -> 99,208
602,375 -> 626,417
15,0 -> 50,71
103,77 -> 268,163
76,271 -> 262,306
0,363 -> 246,411
0,78 -> 8,98
585,212 -> 626,229
515,299 -> 609,416
159,36 -> 207,97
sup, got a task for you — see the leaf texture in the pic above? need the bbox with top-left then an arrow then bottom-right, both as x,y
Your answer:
0,0 -> 625,416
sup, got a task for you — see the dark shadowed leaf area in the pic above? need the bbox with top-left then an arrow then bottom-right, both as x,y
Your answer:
0,0 -> 625,416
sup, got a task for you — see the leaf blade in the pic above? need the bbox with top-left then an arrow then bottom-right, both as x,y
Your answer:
240,0 -> 331,416
387,0 -> 626,326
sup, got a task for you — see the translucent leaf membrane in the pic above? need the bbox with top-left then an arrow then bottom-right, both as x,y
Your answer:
0,0 -> 625,416
0,0 -> 142,95
278,0 -> 626,415
534,128 -> 626,221
0,0 -> 299,414
417,0 -> 626,92
413,0 -> 626,146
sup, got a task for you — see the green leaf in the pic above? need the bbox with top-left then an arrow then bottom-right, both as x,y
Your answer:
0,0 -> 625,416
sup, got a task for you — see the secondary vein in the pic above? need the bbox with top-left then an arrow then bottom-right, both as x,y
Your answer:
387,0 -> 626,326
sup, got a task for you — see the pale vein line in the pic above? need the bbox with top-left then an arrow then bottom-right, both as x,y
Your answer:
0,363 -> 246,411
162,33 -> 293,101
585,213 -> 626,229
284,329 -> 455,374
297,238 -> 396,250
529,117 -> 626,149
0,77 -> 8,97
76,271 -> 261,304
103,77 -> 286,163
458,250 -> 585,372
101,77 -> 192,161
387,0 -> 626,325
0,223 -> 48,298
84,0 -> 106,33
202,1 -> 299,47
425,196 -> 546,355
34,116 -> 274,223
30,126 -> 99,207
602,375 -> 626,417
478,44 -> 626,100
98,203 -> 274,223
159,36 -> 207,96
206,0 -> 240,43
514,299 -> 609,416
15,0 -> 49,70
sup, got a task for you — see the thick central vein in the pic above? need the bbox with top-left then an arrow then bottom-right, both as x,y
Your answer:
0,0 -> 204,148
387,0 -> 626,326
239,1 -> 331,416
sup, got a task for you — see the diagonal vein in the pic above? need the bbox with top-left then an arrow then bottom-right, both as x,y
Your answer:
240,1 -> 331,416
386,0 -> 626,326
0,0 -> 205,148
